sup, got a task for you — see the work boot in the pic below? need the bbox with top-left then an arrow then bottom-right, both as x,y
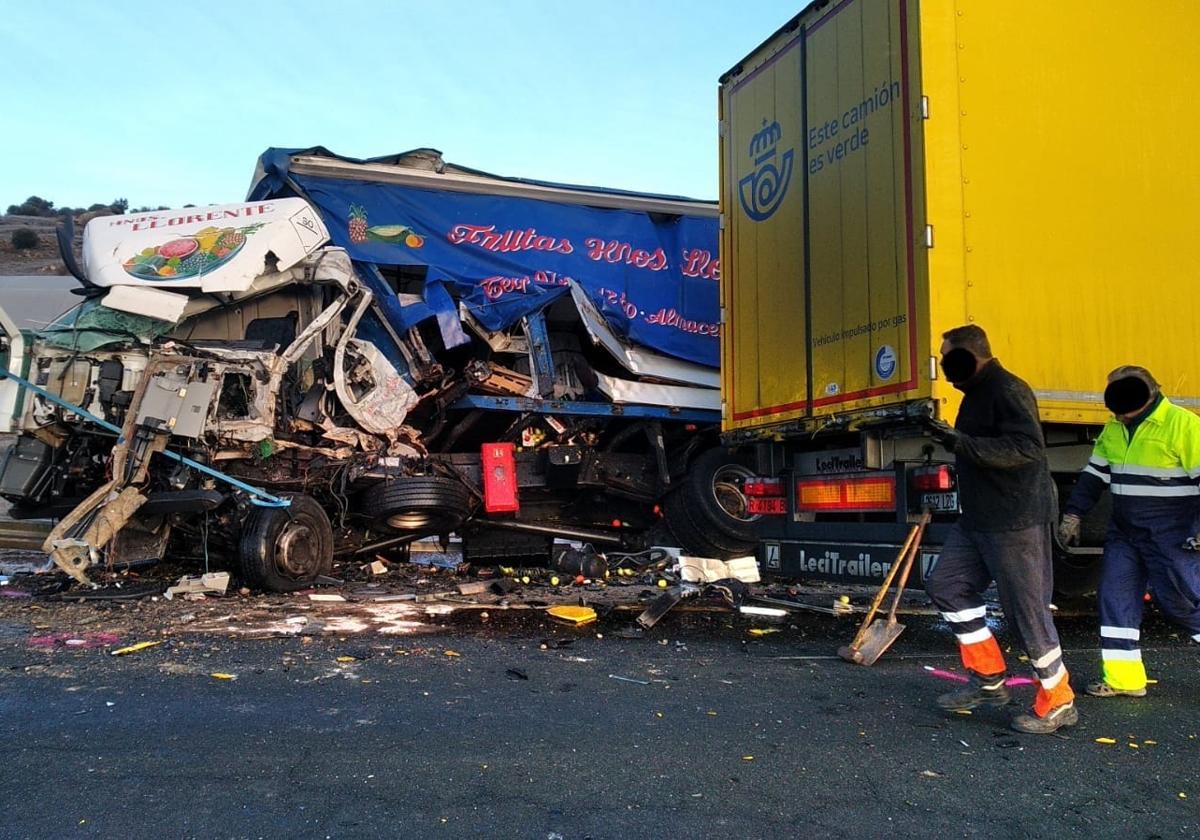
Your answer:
1010,703 -> 1079,735
936,674 -> 1010,711
1085,680 -> 1147,698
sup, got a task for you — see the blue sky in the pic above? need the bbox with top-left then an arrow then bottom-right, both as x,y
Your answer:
0,1 -> 801,210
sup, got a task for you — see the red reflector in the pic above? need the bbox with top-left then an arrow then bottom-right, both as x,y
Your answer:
795,475 -> 896,512
748,497 -> 788,515
912,465 -> 955,492
745,477 -> 785,497
481,442 -> 519,513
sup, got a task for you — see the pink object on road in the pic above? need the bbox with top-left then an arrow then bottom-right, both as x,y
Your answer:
923,666 -> 1035,687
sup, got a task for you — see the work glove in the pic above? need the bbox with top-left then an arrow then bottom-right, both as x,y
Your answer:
926,419 -> 959,452
1058,513 -> 1082,547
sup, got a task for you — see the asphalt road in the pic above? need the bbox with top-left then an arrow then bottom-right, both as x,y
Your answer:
0,607 -> 1196,839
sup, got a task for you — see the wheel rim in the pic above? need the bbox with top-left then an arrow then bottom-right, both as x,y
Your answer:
385,510 -> 461,532
709,464 -> 759,524
274,518 -> 319,579
386,511 -> 436,530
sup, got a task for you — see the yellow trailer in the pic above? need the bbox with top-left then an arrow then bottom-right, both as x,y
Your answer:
718,0 -> 1200,592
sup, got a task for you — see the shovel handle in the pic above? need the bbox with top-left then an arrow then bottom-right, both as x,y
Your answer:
849,520 -> 923,649
885,511 -> 930,622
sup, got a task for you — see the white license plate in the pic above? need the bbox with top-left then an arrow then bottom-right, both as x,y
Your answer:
921,492 -> 959,511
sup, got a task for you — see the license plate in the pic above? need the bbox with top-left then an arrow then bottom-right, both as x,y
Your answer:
921,492 -> 958,512
748,497 -> 787,515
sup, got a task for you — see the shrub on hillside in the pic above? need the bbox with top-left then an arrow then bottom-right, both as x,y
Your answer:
11,228 -> 40,250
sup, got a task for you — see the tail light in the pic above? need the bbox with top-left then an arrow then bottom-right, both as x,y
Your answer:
746,476 -> 787,515
795,474 -> 896,512
745,477 -> 785,497
911,464 -> 955,492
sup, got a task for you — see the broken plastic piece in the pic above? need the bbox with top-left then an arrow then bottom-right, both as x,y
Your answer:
164,572 -> 230,600
679,555 -> 760,584
608,674 -> 650,685
111,641 -> 162,656
739,605 -> 788,618
548,605 -> 598,626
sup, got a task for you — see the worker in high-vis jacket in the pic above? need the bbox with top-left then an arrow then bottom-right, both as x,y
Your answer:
924,325 -> 1077,735
1059,365 -> 1200,697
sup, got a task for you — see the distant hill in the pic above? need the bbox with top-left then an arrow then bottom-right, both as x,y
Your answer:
0,215 -> 77,276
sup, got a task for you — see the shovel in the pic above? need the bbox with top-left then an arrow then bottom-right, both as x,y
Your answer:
838,511 -> 930,666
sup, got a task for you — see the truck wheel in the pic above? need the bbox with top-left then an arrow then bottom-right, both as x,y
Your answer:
238,494 -> 333,593
361,476 -> 472,534
681,448 -> 759,541
661,482 -> 757,560
662,448 -> 759,552
1049,479 -> 1107,598
1051,546 -> 1102,599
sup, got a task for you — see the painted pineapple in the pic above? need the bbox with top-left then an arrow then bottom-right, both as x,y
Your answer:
213,228 -> 246,258
348,205 -> 369,243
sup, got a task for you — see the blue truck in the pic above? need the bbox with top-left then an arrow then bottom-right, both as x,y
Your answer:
0,148 -> 757,590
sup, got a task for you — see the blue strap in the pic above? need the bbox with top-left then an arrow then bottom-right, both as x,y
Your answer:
0,368 -> 289,508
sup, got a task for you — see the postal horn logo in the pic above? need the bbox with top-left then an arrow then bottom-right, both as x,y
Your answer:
738,119 -> 794,222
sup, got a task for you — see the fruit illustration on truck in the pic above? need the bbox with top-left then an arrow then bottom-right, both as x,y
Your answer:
122,225 -> 254,280
348,204 -> 424,248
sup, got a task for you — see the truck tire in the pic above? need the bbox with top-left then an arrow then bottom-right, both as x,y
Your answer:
238,494 -> 333,593
1051,545 -> 1102,599
1049,479 -> 1108,599
361,476 -> 472,534
661,481 -> 757,559
659,448 -> 759,558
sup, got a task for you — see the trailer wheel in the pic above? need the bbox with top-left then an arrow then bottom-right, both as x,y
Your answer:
361,476 -> 472,534
660,497 -> 746,559
661,457 -> 758,560
1051,546 -> 1102,599
664,447 -> 759,548
238,494 -> 333,593
1049,479 -> 1107,599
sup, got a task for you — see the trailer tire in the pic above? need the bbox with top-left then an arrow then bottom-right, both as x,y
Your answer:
665,447 -> 759,547
238,494 -> 333,593
1051,546 -> 1102,599
361,476 -> 472,535
1049,478 -> 1107,599
661,482 -> 757,560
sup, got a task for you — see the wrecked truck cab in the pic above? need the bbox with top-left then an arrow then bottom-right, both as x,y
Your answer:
0,151 -> 760,591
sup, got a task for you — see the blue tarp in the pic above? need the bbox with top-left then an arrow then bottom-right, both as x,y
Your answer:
249,149 -> 720,368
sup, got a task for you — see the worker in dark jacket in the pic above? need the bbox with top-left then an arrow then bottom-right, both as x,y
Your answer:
924,325 -> 1077,734
1059,365 -> 1200,697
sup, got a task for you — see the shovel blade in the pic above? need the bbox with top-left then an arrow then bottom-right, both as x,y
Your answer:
853,618 -> 906,666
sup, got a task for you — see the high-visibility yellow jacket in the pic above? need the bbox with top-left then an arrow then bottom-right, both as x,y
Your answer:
1066,397 -> 1200,531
